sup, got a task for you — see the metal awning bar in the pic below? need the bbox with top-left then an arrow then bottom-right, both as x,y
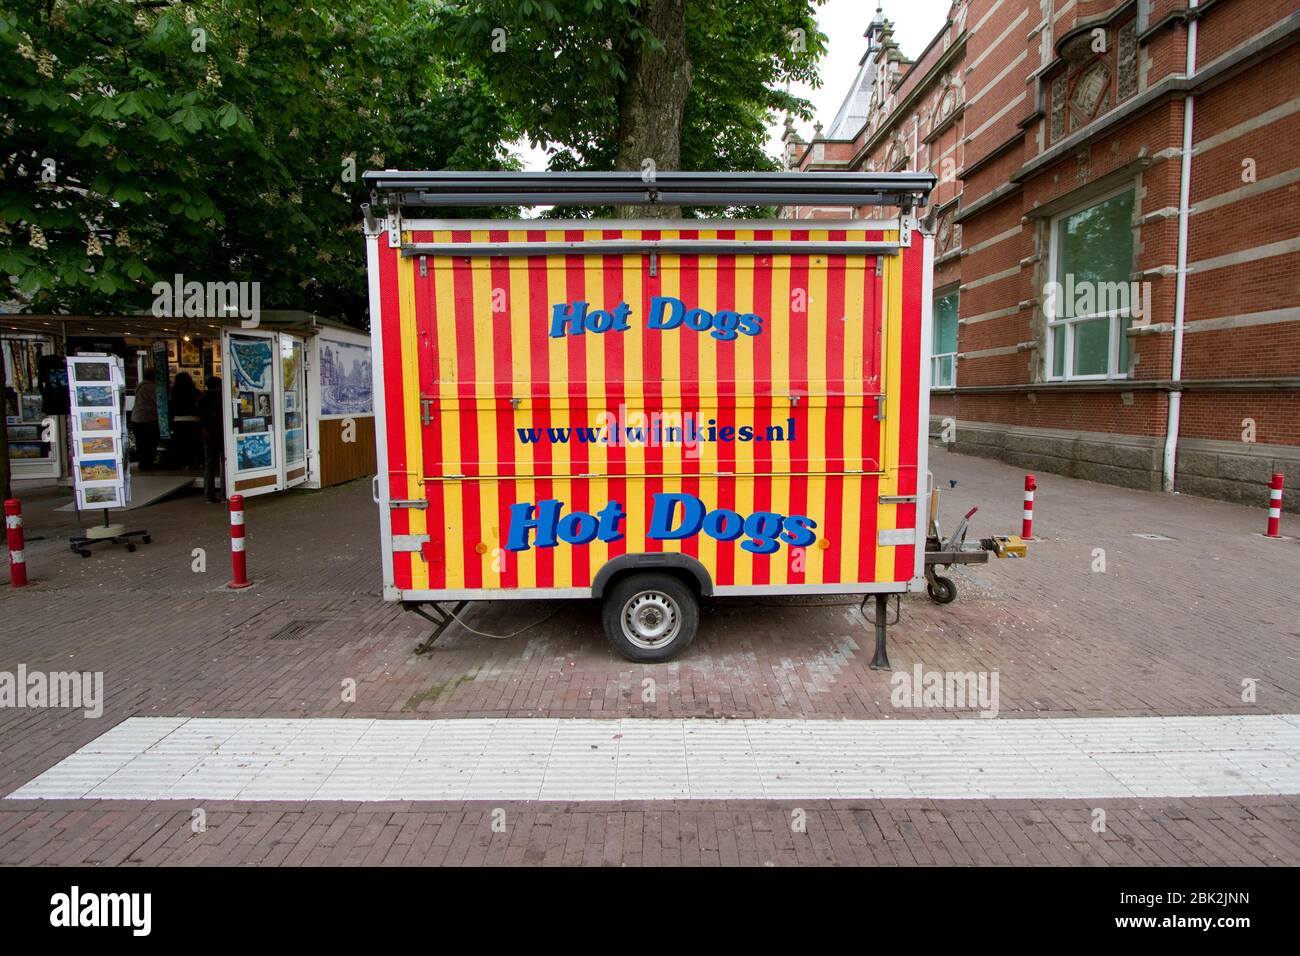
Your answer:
400,239 -> 905,258
363,170 -> 937,209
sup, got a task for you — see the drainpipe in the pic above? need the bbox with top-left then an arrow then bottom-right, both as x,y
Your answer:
1163,0 -> 1198,492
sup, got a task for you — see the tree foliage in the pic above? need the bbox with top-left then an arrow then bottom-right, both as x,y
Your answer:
436,0 -> 826,177
1,0 -> 516,320
2,0 -> 830,317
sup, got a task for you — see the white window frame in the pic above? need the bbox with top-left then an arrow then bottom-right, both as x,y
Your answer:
1045,182 -> 1137,382
931,288 -> 959,389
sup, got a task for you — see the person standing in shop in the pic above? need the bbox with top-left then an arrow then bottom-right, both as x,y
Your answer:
169,371 -> 202,469
200,376 -> 225,502
131,368 -> 159,471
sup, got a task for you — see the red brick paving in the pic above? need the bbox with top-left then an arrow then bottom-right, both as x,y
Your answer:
0,797 -> 1296,866
2,448 -> 1298,864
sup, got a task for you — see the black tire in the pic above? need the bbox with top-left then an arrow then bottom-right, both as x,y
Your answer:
142,535 -> 152,544
602,572 -> 699,663
927,574 -> 957,604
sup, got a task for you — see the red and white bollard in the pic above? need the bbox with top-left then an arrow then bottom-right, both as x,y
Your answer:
227,494 -> 252,589
5,499 -> 28,588
1021,474 -> 1037,540
1265,473 -> 1284,538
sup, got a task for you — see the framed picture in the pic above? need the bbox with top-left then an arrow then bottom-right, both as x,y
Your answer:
238,391 -> 255,415
240,416 -> 267,434
20,393 -> 43,422
78,411 -> 114,433
166,340 -> 178,363
283,392 -> 297,413
8,425 -> 40,441
180,338 -> 201,367
319,339 -> 373,415
74,385 -> 114,407
254,393 -> 272,417
236,433 -> 273,470
229,336 -> 273,389
285,427 -> 305,462
9,442 -> 48,460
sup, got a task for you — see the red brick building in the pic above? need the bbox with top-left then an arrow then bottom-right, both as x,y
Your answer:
784,0 -> 1300,508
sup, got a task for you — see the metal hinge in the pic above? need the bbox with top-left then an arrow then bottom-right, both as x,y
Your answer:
420,396 -> 434,426
873,394 -> 886,421
390,499 -> 428,510
419,255 -> 427,277
387,210 -> 402,249
875,258 -> 884,277
649,251 -> 658,277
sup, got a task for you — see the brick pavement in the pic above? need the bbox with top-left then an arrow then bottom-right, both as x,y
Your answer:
0,797 -> 1296,866
2,448 -> 1298,864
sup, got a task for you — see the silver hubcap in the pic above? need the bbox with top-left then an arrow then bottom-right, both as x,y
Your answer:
621,591 -> 681,650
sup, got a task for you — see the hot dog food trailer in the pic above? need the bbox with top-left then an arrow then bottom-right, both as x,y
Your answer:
362,171 -> 1022,663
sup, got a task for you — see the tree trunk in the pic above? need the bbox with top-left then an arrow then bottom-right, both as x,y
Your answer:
614,0 -> 691,219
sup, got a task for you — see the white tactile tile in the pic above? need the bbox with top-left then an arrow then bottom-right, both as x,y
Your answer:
9,713 -> 1300,802
80,717 -> 188,754
87,753 -> 205,800
8,753 -> 136,798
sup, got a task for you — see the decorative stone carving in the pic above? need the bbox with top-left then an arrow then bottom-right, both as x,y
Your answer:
1071,60 -> 1110,116
1117,20 -> 1137,101
1051,75 -> 1066,142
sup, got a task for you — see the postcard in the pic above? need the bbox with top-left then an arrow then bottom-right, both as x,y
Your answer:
78,411 -> 114,433
79,458 -> 119,482
80,436 -> 115,455
73,362 -> 112,383
75,385 -> 114,407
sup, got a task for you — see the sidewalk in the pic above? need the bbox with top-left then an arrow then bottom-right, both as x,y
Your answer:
2,449 -> 1297,865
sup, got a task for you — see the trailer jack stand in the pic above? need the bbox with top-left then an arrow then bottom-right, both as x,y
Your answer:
861,594 -> 900,670
409,601 -> 470,655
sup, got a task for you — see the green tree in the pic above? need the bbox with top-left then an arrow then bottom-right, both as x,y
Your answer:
437,0 -> 827,216
1,0 -> 516,320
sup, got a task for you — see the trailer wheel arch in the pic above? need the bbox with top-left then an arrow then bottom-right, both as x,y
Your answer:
591,553 -> 714,600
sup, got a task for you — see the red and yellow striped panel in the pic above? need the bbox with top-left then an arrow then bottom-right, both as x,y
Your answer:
376,227 -> 924,594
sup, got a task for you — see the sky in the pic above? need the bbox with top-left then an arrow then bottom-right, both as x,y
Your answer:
512,0 -> 954,171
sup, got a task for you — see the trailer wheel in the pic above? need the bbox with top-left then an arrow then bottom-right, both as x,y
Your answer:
926,574 -> 957,604
602,573 -> 699,663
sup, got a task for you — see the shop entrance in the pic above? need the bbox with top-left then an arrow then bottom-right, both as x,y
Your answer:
222,329 -> 310,498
